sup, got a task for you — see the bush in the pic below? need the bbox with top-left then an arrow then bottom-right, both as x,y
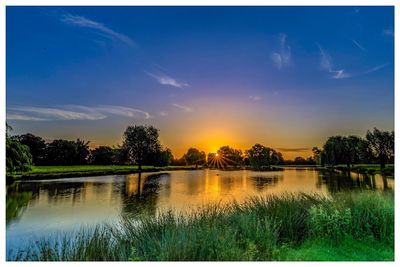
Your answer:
309,204 -> 351,242
344,192 -> 394,243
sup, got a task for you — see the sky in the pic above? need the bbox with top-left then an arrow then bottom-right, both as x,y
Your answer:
6,6 -> 394,159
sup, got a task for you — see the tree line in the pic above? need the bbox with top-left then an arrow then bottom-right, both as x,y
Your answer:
312,127 -> 394,170
6,124 -> 394,172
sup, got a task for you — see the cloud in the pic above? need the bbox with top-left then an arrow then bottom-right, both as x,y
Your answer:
317,44 -> 351,79
249,95 -> 262,101
146,72 -> 189,88
159,111 -> 168,116
382,28 -> 394,37
61,14 -> 135,47
271,33 -> 291,69
7,105 -> 150,121
364,63 -> 389,74
276,147 -> 310,152
172,104 -> 193,113
352,39 -> 366,51
6,114 -> 48,121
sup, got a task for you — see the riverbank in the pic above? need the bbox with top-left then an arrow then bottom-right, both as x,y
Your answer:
6,164 -> 393,182
7,165 -> 285,181
12,191 -> 394,261
332,164 -> 394,176
6,165 -> 202,181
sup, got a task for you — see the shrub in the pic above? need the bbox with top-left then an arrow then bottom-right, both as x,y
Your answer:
309,204 -> 352,242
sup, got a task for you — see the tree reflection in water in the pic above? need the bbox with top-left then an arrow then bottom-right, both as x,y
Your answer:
6,183 -> 33,225
251,176 -> 280,191
318,170 -> 393,193
120,172 -> 169,218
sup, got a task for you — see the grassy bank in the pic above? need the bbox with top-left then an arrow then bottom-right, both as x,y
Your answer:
7,165 -> 201,181
12,191 -> 394,261
7,165 -> 286,181
334,164 -> 394,176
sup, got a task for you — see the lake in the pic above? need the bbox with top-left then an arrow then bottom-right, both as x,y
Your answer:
6,168 -> 394,258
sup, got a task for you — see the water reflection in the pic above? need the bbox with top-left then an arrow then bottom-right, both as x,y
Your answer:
251,176 -> 280,191
120,173 -> 168,217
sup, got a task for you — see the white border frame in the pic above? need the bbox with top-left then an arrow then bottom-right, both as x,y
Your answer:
0,1 -> 398,266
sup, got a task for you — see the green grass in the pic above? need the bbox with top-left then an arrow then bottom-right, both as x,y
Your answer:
335,164 -> 394,175
277,237 -> 394,261
7,165 -> 199,180
12,191 -> 394,261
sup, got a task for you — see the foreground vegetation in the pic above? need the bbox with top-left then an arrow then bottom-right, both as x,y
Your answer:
12,191 -> 394,261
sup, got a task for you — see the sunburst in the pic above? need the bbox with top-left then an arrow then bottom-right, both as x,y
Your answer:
208,152 -> 240,169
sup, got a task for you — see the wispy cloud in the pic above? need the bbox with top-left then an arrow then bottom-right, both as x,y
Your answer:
61,14 -> 135,47
159,111 -> 168,117
7,105 -> 150,121
271,33 -> 291,69
249,95 -> 262,101
172,104 -> 193,113
317,44 -> 351,79
352,39 -> 366,51
382,28 -> 394,37
146,72 -> 189,88
276,147 -> 310,152
364,63 -> 389,74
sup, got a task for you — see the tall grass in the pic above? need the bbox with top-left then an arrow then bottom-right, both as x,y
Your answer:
11,191 -> 394,261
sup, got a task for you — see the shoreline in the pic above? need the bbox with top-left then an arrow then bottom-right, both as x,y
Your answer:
6,164 -> 393,183
7,165 -> 283,182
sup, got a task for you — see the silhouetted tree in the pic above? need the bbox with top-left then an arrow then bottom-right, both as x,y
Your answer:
45,139 -> 90,165
183,147 -> 206,168
153,148 -> 174,167
323,134 -> 377,168
207,152 -> 216,166
144,147 -> 174,167
366,128 -> 394,170
245,144 -> 282,169
90,146 -> 117,165
217,146 -> 243,167
122,125 -> 161,171
312,146 -> 322,165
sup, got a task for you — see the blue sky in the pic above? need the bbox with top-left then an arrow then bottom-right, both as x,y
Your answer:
6,6 -> 394,158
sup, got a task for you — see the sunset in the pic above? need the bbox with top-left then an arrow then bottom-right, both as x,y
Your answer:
6,6 -> 394,159
4,4 -> 396,263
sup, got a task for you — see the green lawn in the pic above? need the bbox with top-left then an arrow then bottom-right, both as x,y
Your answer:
277,237 -> 394,261
8,165 -> 199,180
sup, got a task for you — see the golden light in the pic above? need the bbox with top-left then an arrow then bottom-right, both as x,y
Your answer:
215,153 -> 219,157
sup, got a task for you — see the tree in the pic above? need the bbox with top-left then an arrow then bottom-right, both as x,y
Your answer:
323,135 -> 368,168
122,125 -> 161,171
152,147 -> 174,167
90,146 -> 117,165
75,139 -> 91,165
45,139 -> 90,165
366,128 -> 394,170
217,146 -> 243,167
15,133 -> 46,165
246,144 -> 282,169
6,124 -> 32,172
183,148 -> 206,168
312,146 -> 322,165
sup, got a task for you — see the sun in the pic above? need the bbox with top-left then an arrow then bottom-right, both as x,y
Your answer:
215,153 -> 219,157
